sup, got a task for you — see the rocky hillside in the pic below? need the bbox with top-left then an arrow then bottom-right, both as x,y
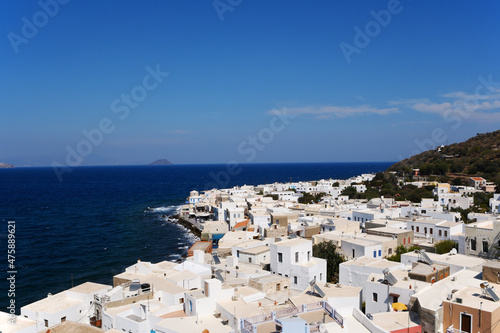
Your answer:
0,163 -> 14,168
388,130 -> 500,181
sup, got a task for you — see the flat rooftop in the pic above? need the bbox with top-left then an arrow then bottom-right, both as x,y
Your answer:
410,269 -> 482,311
240,245 -> 270,255
402,252 -> 486,270
0,312 -> 36,333
155,314 -> 234,333
341,257 -> 403,269
43,321 -> 104,333
371,312 -> 420,331
449,286 -> 500,312
367,226 -> 410,234
273,238 -> 310,247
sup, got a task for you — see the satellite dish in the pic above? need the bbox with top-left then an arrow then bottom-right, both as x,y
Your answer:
319,324 -> 327,333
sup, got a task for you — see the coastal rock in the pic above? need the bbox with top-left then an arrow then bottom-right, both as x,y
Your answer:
0,163 -> 14,168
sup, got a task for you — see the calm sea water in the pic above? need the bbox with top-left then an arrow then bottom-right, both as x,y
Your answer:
0,162 -> 392,311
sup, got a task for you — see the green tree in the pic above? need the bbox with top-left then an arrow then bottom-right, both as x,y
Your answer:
341,186 -> 357,199
298,192 -> 316,204
386,245 -> 421,262
312,241 -> 345,283
264,194 -> 279,200
434,240 -> 458,254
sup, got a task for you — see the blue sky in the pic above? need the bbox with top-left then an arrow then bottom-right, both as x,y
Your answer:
1,0 -> 500,166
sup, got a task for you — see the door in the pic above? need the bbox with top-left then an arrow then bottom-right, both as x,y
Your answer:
460,312 -> 472,333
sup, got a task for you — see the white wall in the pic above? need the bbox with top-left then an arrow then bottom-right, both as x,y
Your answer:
339,260 -> 405,302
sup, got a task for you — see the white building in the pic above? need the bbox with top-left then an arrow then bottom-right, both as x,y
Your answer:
270,238 -> 326,290
0,311 -> 37,333
365,269 -> 429,315
187,190 -> 203,204
21,282 -> 111,331
438,192 -> 473,210
341,238 -> 383,260
249,211 -> 271,234
406,218 -> 463,241
339,257 -> 406,301
489,193 -> 500,212
184,279 -> 234,318
271,191 -> 302,202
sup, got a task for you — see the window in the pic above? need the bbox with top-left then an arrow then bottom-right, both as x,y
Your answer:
237,250 -> 240,258
307,251 -> 311,261
424,227 -> 427,234
411,226 -> 414,231
378,250 -> 381,257
189,300 -> 193,312
294,276 -> 297,284
471,238 -> 477,251
404,237 -> 406,245
61,317 -> 66,323
45,320 -> 49,327
295,252 -> 299,263
416,226 -> 419,232
249,257 -> 252,263
444,231 -> 448,237
373,251 -> 377,258
179,297 -> 184,304
278,252 -> 283,263
388,248 -> 392,255
483,241 -> 489,253
320,273 -> 322,280
439,230 -> 442,236
352,249 -> 355,258
430,228 -> 433,235
373,293 -> 378,302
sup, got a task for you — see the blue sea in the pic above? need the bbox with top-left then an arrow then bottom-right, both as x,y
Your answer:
0,162 -> 392,312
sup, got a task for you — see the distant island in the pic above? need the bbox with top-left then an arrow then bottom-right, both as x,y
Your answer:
0,163 -> 14,168
149,159 -> 173,166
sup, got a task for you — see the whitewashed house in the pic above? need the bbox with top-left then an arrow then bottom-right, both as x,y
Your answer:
21,282 -> 111,330
270,238 -> 326,290
339,257 -> 405,301
364,270 -> 428,315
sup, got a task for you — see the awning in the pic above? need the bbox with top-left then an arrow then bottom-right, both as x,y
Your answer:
392,303 -> 407,311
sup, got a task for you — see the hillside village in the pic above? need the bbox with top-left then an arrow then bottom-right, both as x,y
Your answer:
5,172 -> 500,333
